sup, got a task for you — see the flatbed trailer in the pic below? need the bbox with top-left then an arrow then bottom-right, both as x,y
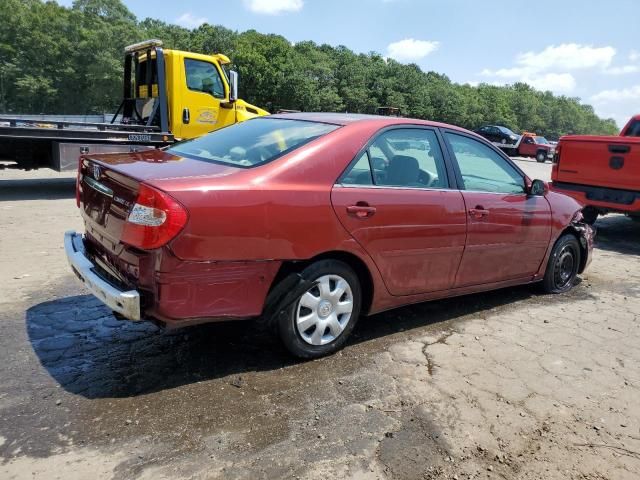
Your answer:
0,117 -> 173,171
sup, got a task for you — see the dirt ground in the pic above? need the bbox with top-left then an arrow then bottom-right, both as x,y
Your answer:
1,160 -> 639,480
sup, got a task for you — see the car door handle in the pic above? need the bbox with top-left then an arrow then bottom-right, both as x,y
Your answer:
347,204 -> 376,219
182,108 -> 190,124
468,207 -> 490,219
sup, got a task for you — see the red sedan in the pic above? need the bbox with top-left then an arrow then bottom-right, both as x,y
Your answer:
66,113 -> 593,358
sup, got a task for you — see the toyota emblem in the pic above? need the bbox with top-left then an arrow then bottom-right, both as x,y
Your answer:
92,164 -> 101,179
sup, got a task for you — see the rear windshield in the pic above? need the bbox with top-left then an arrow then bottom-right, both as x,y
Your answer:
167,118 -> 339,168
624,120 -> 640,137
498,126 -> 516,136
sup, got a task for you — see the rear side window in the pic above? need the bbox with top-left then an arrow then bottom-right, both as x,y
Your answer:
185,59 -> 225,99
341,128 -> 449,189
167,118 -> 339,168
445,133 -> 525,194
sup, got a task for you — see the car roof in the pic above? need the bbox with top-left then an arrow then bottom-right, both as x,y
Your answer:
267,112 -> 470,133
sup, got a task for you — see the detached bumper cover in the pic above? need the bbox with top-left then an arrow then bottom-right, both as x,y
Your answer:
64,231 -> 141,320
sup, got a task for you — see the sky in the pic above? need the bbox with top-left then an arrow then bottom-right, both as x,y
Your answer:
57,0 -> 639,128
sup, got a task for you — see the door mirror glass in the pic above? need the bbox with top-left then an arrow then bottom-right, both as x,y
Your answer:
529,179 -> 547,196
229,70 -> 239,102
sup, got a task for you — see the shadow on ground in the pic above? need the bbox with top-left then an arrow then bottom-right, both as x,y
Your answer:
0,177 -> 75,201
26,281 -> 568,400
594,214 -> 640,256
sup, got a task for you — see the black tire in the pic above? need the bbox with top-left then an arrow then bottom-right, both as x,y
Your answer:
278,260 -> 361,359
541,234 -> 581,294
536,151 -> 547,163
582,206 -> 599,225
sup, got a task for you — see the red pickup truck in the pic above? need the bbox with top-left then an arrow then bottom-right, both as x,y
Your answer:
551,114 -> 640,224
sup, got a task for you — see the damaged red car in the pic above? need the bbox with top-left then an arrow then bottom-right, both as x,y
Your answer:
66,113 -> 593,358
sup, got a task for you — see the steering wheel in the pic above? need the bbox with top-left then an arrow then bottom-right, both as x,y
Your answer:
418,169 -> 435,187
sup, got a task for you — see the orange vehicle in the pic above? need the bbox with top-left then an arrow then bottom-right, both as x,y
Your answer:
551,114 -> 640,224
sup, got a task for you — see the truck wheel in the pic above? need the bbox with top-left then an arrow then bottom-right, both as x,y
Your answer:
500,138 -> 507,144
541,234 -> 581,294
582,207 -> 599,225
278,260 -> 361,359
536,151 -> 546,163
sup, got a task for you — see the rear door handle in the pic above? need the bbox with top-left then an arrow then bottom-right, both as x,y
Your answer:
468,207 -> 490,219
347,204 -> 376,218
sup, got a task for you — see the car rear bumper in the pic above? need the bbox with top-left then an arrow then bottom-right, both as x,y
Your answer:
64,231 -> 141,321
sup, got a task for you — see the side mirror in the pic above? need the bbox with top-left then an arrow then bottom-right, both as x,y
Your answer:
229,70 -> 238,102
529,179 -> 547,196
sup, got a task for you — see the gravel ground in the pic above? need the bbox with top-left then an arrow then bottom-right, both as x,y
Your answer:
0,160 -> 639,479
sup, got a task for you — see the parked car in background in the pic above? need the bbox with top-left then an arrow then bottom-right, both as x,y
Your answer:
66,113 -> 593,358
551,114 -> 640,224
474,125 -> 519,144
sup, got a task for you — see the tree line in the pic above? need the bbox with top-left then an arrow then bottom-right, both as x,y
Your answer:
0,0 -> 619,138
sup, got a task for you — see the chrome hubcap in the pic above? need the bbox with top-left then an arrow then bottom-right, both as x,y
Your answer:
296,274 -> 353,346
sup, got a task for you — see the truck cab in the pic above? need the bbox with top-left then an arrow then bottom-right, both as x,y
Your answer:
121,40 -> 269,140
0,39 -> 268,171
620,115 -> 640,137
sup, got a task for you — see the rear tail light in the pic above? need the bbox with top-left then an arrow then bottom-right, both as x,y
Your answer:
121,183 -> 188,250
552,144 -> 561,164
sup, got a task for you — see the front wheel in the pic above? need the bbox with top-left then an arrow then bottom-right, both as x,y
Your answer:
278,260 -> 361,359
536,151 -> 547,163
541,234 -> 581,294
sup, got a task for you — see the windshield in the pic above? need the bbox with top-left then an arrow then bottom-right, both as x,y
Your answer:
498,126 -> 516,136
168,118 -> 339,168
534,137 -> 549,144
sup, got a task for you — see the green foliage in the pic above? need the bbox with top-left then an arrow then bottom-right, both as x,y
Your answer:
0,0 -> 619,136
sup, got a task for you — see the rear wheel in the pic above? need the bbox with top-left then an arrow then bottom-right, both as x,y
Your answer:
541,234 -> 581,294
278,260 -> 361,359
536,151 -> 547,163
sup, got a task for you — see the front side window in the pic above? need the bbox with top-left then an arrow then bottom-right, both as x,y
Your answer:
185,59 -> 225,99
167,118 -> 339,168
341,128 -> 449,189
445,133 -> 525,194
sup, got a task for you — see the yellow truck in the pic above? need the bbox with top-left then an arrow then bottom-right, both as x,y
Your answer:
0,39 -> 268,171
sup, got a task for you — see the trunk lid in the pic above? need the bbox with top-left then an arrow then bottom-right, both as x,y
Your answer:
78,149 -> 240,284
555,135 -> 640,191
